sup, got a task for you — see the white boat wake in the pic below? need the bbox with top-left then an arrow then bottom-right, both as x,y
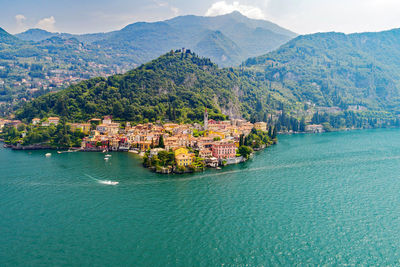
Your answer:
84,174 -> 119,186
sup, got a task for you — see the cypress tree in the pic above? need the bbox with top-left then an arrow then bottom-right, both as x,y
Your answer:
272,126 -> 277,139
268,126 -> 272,138
158,135 -> 165,148
300,117 -> 306,132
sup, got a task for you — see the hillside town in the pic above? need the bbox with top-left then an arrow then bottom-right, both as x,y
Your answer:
0,108 -> 282,173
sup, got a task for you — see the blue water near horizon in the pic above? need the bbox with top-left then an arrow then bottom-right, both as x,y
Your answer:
2,129 -> 400,265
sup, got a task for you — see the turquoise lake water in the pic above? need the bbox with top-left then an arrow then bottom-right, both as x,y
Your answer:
2,129 -> 400,266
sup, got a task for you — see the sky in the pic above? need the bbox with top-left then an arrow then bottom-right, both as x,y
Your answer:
2,0 -> 400,35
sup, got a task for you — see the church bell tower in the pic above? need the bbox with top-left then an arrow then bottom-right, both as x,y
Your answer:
204,107 -> 208,131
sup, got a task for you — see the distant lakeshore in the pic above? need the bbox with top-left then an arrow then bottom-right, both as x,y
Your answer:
1,112 -> 386,174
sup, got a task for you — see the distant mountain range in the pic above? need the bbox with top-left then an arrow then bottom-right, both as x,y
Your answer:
15,11 -> 297,67
244,29 -> 400,114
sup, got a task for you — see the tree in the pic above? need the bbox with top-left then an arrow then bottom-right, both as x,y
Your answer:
239,134 -> 244,146
157,150 -> 169,166
272,126 -> 277,139
150,139 -> 154,149
113,102 -> 124,118
238,145 -> 253,159
268,126 -> 273,138
300,117 -> 306,132
17,124 -> 25,132
158,135 -> 165,148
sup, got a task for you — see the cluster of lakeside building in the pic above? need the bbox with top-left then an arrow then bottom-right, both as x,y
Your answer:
75,110 -> 268,168
2,109 -> 269,169
0,108 -> 327,171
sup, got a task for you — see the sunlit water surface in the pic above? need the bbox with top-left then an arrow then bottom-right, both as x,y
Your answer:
2,129 -> 400,266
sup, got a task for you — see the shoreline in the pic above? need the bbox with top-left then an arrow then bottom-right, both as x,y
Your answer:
1,140 -> 276,175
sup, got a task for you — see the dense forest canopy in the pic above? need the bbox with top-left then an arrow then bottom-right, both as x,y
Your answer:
16,50 -> 287,124
244,30 -> 400,114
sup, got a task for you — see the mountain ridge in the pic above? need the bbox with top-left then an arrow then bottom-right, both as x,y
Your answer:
15,50 -> 284,123
243,28 -> 400,113
14,12 -> 296,67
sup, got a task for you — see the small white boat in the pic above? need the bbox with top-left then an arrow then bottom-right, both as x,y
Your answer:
104,157 -> 109,161
216,167 -> 221,170
99,180 -> 119,185
45,153 -> 52,157
105,154 -> 112,158
57,151 -> 62,154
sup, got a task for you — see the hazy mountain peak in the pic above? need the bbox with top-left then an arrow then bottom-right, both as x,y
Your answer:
12,12 -> 296,67
0,27 -> 20,44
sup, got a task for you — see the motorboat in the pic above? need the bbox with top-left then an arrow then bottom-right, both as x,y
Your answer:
45,153 -> 52,157
99,180 -> 119,185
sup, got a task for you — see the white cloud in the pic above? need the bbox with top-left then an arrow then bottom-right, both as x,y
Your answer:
205,1 -> 266,20
153,1 -> 180,16
36,16 -> 56,32
265,0 -> 400,34
170,6 -> 179,16
15,14 -> 27,32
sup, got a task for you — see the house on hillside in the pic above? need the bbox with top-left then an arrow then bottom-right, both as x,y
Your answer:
254,122 -> 267,132
199,148 -> 212,158
48,117 -> 60,125
305,124 -> 324,133
32,118 -> 41,125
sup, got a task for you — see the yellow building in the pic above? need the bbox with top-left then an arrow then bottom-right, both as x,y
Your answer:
174,147 -> 189,157
164,123 -> 179,132
176,153 -> 193,167
174,147 -> 195,167
70,123 -> 91,134
254,122 -> 267,132
205,130 -> 226,139
137,141 -> 152,151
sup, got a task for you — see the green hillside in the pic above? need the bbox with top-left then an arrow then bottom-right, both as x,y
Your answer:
15,49 -> 400,131
194,30 -> 242,65
244,30 -> 400,114
0,27 -> 20,44
0,27 -> 137,112
16,50 -> 284,123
